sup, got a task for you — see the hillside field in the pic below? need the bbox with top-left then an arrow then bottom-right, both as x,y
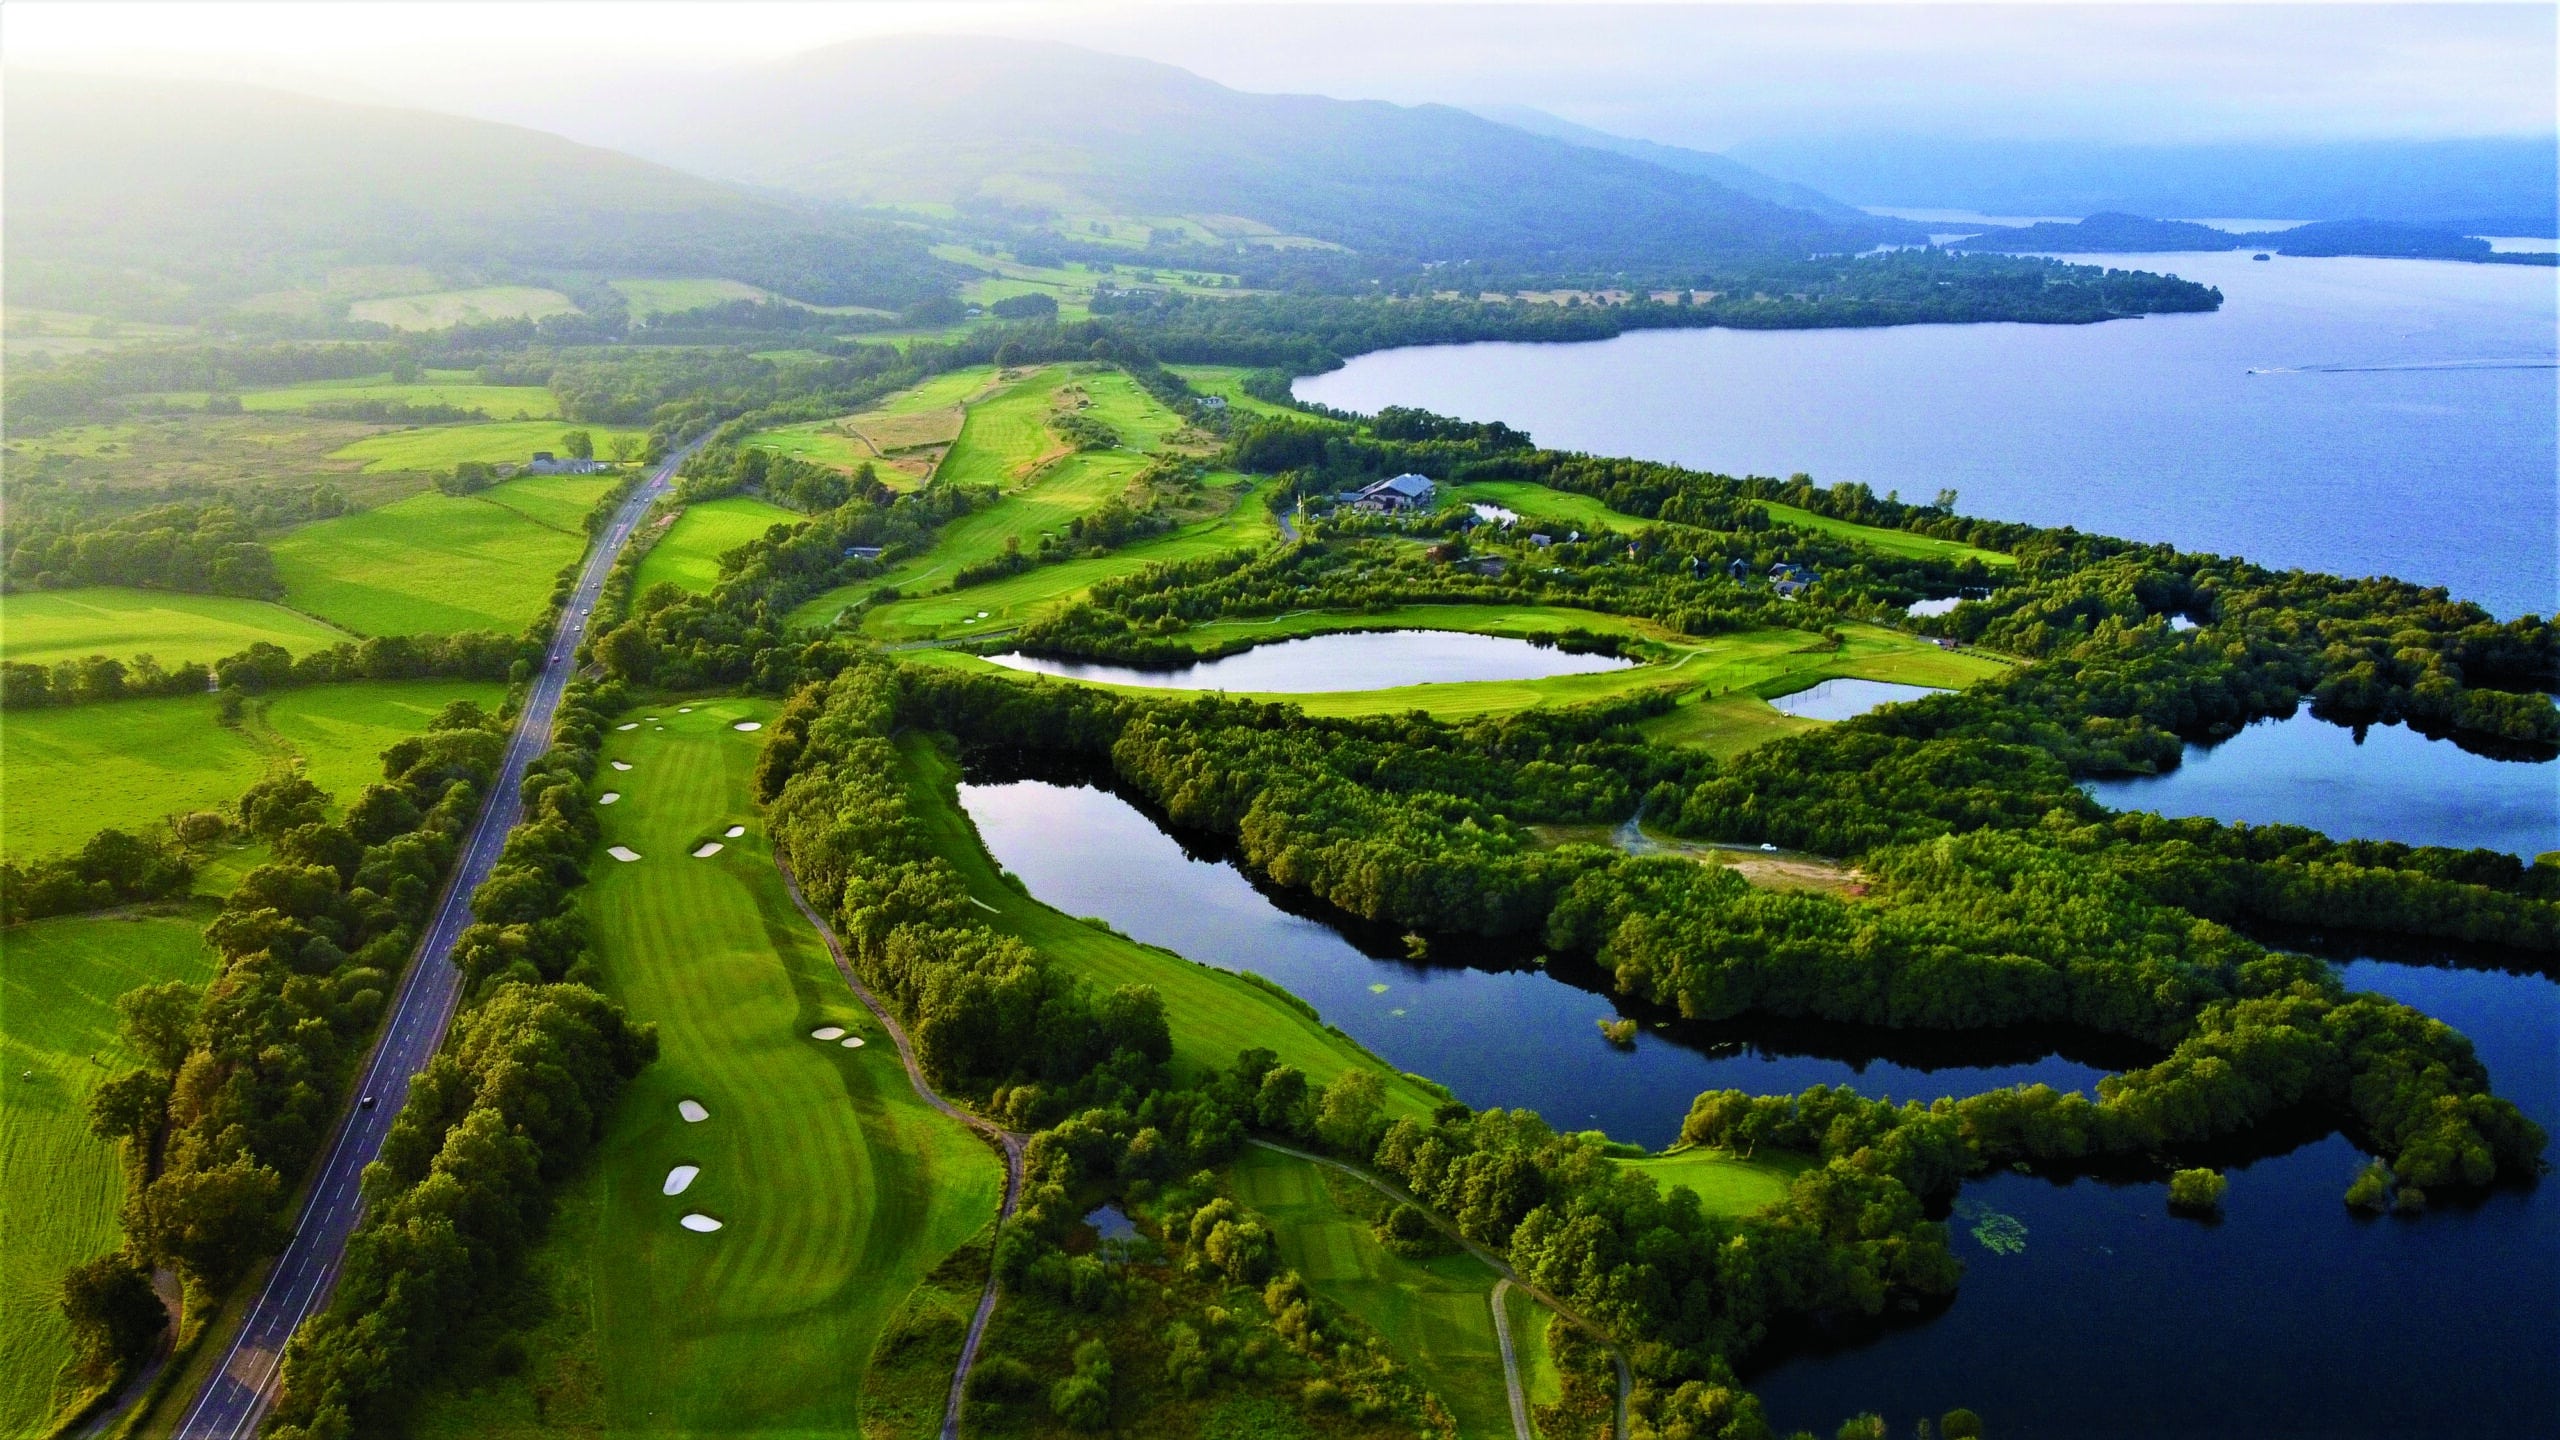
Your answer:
141,374 -> 559,419
633,497 -> 803,595
327,420 -> 644,475
0,587 -> 353,669
270,476 -> 611,634
346,285 -> 579,330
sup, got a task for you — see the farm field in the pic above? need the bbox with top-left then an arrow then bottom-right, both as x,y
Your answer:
633,497 -> 802,595
1759,501 -> 2016,568
347,285 -> 580,331
0,679 -> 504,860
271,477 -> 603,634
746,366 -> 1002,481
1231,1145 -> 1516,1440
408,698 -> 1003,1436
896,733 -> 1442,1114
3,414 -> 420,510
142,374 -> 559,419
607,277 -> 772,316
327,420 -> 644,475
0,904 -> 220,1439
0,587 -> 352,668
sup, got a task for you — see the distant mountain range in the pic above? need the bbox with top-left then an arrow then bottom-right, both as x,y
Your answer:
1464,105 -> 1875,222
1945,212 -> 2556,264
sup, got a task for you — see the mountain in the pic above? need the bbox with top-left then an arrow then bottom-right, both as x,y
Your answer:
1466,105 -> 1875,223
1947,213 -> 2244,253
591,36 -> 1904,267
1724,135 -> 2560,231
4,71 -> 961,320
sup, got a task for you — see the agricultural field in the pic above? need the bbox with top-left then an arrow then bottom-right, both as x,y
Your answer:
744,369 -> 998,480
0,587 -> 352,669
1166,365 -> 1302,419
1758,501 -> 2016,568
2,308 -> 195,359
406,699 -> 1003,1436
326,420 -> 644,475
0,679 -> 506,860
141,372 -> 559,419
347,285 -> 580,331
0,906 -> 220,1439
1230,1145 -> 1516,1439
271,476 -> 609,634
4,414 -> 420,510
607,277 -> 773,316
633,497 -> 802,595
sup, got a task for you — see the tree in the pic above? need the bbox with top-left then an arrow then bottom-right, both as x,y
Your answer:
89,1069 -> 172,1148
59,1252 -> 166,1373
609,433 -> 642,465
239,775 -> 328,838
1940,1408 -> 1984,1439
560,429 -> 595,461
2167,1167 -> 2228,1214
130,1156 -> 284,1288
1314,1070 -> 1387,1158
115,982 -> 199,1074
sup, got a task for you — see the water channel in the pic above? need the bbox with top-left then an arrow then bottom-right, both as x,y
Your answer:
984,628 -> 1635,692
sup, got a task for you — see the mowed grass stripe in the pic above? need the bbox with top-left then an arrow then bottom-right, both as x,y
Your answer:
0,906 -> 219,1436
272,484 -> 592,635
577,700 -> 1001,1434
634,498 -> 804,596
0,588 -> 353,669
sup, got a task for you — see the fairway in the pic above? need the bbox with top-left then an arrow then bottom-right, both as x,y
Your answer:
1,679 -> 504,860
1232,1146 -> 1515,1439
0,905 -> 220,1438
0,587 -> 352,668
1447,480 -> 1657,532
633,497 -> 802,595
411,699 -> 1003,1436
327,420 -> 644,475
1620,1147 -> 1805,1216
1758,501 -> 2015,568
347,285 -> 579,330
272,481 -> 601,634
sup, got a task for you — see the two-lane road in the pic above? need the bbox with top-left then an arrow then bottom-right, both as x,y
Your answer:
173,448 -> 686,1440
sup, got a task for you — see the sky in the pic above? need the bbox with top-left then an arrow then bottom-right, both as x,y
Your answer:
8,2 -> 2554,150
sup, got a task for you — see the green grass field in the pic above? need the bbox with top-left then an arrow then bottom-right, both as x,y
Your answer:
633,498 -> 803,596
897,733 -> 1440,1115
0,588 -> 352,669
272,478 -> 602,634
1621,1147 -> 1805,1217
1446,481 -> 1655,533
327,420 -> 644,475
0,904 -> 220,1437
1232,1146 -> 1515,1439
1502,1283 -> 1562,1426
1758,502 -> 2015,568
142,375 -> 558,420
607,277 -> 772,317
409,698 -> 1003,1437
1164,365 -> 1305,420
1,679 -> 504,861
347,286 -> 579,331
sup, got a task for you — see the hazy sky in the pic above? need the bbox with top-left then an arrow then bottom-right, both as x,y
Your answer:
10,2 -> 2554,149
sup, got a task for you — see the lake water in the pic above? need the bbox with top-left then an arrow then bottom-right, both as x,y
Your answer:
1297,251 -> 2559,619
1767,677 -> 1951,721
2086,710 -> 2560,857
984,629 -> 1633,693
957,771 -> 2129,1146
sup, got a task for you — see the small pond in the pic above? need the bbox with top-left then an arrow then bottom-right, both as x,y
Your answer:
957,768 -> 2129,1147
2086,710 -> 2560,857
985,629 -> 1635,693
1767,677 -> 1951,721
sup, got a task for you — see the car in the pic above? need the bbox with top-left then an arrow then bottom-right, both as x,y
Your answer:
1759,842 -> 1778,852
359,1095 -> 377,1110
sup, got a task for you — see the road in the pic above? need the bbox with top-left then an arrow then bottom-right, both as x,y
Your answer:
777,860 -> 1027,1440
171,449 -> 684,1440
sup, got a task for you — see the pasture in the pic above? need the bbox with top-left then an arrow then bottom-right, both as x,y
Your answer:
2,414 -> 419,511
142,373 -> 558,420
0,679 -> 504,860
326,420 -> 644,475
633,497 -> 802,595
745,366 -> 1001,482
897,734 -> 1440,1115
0,587 -> 352,669
271,478 -> 604,634
607,277 -> 772,316
1231,1146 -> 1515,1439
347,285 -> 580,331
411,699 -> 1003,1435
0,905 -> 220,1438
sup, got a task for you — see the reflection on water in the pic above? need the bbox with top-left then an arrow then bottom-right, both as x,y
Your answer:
985,629 -> 1634,693
1767,677 -> 1950,721
2087,709 -> 2560,857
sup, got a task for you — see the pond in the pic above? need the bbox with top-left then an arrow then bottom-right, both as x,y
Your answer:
983,628 -> 1635,693
1750,945 -> 2560,1440
956,767 -> 2132,1148
1767,677 -> 1951,721
2086,710 -> 2560,857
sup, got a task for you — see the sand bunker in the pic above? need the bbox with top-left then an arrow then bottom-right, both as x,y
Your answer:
612,761 -> 633,772
616,723 -> 638,731
733,721 -> 763,732
725,825 -> 746,838
692,842 -> 724,858
812,1026 -> 846,1041
680,1213 -> 723,1233
678,706 -> 693,713
599,793 -> 621,805
608,846 -> 642,862
663,1165 -> 699,1196
678,1100 -> 709,1123
840,1036 -> 865,1048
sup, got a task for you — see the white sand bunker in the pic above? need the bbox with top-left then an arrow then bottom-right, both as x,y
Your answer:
725,825 -> 746,838
599,793 -> 621,805
680,1213 -> 722,1233
692,842 -> 724,858
811,1026 -> 846,1041
840,1036 -> 865,1049
616,722 -> 638,731
612,761 -> 633,772
663,1165 -> 700,1196
733,721 -> 763,732
678,706 -> 693,713
608,846 -> 642,862
677,1100 -> 709,1123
